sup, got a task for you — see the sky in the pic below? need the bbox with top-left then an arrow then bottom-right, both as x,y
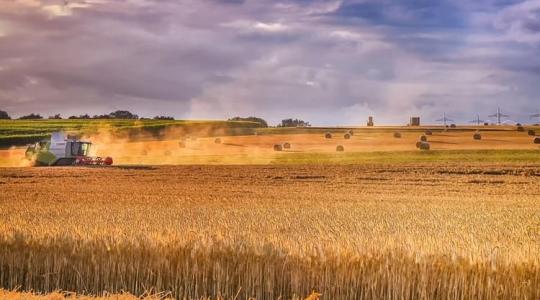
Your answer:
0,0 -> 539,125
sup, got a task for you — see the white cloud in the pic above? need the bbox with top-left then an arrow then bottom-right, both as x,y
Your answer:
0,0 -> 538,124
493,0 -> 540,44
253,22 -> 288,32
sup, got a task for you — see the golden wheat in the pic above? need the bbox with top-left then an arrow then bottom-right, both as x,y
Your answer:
0,164 -> 539,299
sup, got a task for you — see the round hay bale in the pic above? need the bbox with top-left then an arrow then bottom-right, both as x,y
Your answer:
393,132 -> 402,138
273,144 -> 283,151
325,132 -> 332,139
415,141 -> 422,148
420,135 -> 427,142
473,133 -> 482,140
450,124 -> 456,128
164,150 -> 172,156
425,130 -> 433,136
214,138 -> 222,144
336,145 -> 344,152
534,137 -> 540,144
528,130 -> 536,136
419,142 -> 430,150
347,130 -> 354,136
283,142 -> 291,149
517,126 -> 525,132
344,133 -> 351,139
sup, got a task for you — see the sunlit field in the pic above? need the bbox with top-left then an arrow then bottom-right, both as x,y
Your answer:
1,125 -> 539,167
1,163 -> 540,299
0,124 -> 539,299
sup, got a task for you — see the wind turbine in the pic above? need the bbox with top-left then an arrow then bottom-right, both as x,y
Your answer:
436,112 -> 454,126
469,114 -> 484,126
488,107 -> 509,125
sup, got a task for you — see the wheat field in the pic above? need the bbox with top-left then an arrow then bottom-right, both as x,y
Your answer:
0,163 -> 539,299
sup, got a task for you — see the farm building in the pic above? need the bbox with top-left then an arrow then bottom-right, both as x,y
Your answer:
367,116 -> 374,127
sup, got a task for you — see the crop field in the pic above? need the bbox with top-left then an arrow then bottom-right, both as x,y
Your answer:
1,125 -> 539,167
1,163 -> 540,299
0,124 -> 539,299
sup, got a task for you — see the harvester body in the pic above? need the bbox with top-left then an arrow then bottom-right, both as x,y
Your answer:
25,132 -> 112,166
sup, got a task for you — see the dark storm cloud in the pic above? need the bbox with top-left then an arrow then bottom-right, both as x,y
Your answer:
0,0 -> 539,124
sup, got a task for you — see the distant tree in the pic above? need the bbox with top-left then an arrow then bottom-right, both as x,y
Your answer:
68,114 -> 90,119
48,114 -> 62,119
0,110 -> 10,119
18,113 -> 43,120
278,118 -> 310,128
153,116 -> 175,120
228,116 -> 268,128
109,110 -> 139,119
92,114 -> 111,119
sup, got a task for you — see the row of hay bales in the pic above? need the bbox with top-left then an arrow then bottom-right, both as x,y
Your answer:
321,131 -> 351,152
274,131 -> 353,152
416,135 -> 430,151
173,125 -> 540,156
394,130 -> 433,139
273,142 -> 292,151
325,130 -> 354,140
532,128 -> 540,144
515,124 -> 540,145
393,131 -> 431,150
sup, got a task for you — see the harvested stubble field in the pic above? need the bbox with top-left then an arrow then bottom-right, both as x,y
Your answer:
1,164 -> 540,299
1,126 -> 539,167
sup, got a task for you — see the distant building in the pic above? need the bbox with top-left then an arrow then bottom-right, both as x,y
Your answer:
367,116 -> 374,127
409,117 -> 420,126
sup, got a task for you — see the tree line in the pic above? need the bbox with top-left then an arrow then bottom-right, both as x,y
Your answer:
0,110 -> 174,121
1,109 -> 310,128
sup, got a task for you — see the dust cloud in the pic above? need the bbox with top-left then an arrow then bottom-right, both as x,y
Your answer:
76,124 -> 280,165
0,146 -> 32,167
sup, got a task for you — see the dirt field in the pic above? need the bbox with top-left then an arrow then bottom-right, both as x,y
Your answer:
1,164 -> 539,299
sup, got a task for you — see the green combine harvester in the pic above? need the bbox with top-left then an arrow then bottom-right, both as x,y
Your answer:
25,132 -> 113,166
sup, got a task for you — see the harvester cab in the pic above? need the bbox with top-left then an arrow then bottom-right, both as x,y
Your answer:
25,132 -> 113,166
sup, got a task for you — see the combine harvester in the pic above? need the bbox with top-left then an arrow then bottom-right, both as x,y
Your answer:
25,132 -> 113,166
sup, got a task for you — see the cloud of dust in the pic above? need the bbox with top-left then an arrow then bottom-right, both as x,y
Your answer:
81,124 -> 278,165
0,146 -> 33,167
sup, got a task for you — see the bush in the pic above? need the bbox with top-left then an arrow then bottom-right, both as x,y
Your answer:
278,118 -> 311,128
0,110 -> 10,120
153,116 -> 175,120
48,114 -> 62,119
228,117 -> 268,128
18,113 -> 43,120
